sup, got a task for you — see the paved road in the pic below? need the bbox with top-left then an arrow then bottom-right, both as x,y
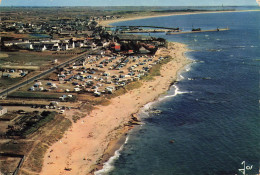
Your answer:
0,52 -> 89,97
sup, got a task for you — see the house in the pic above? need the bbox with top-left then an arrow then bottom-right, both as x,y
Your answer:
0,106 -> 7,116
33,44 -> 47,52
75,41 -> 84,48
60,43 -> 69,51
68,42 -> 75,49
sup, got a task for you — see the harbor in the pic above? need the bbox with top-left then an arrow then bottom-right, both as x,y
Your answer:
166,27 -> 229,35
113,26 -> 230,35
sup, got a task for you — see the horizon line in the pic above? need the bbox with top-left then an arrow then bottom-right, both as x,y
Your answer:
0,5 -> 259,7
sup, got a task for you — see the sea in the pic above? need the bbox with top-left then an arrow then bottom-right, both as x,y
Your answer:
95,7 -> 260,175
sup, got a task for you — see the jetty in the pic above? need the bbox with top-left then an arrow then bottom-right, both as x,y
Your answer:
114,25 -> 229,35
116,25 -> 179,34
116,25 -> 180,30
121,29 -> 168,33
166,28 -> 229,35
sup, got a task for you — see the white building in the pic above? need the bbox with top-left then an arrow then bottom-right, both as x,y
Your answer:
0,106 -> 7,116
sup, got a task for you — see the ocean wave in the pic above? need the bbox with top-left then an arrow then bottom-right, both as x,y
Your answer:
178,74 -> 185,80
233,46 -> 246,48
141,61 -> 194,117
141,84 -> 192,117
94,136 -> 129,175
158,85 -> 191,102
141,101 -> 157,116
177,63 -> 193,81
185,67 -> 191,72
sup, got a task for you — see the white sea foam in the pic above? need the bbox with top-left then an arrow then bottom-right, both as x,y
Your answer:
234,46 -> 246,48
141,101 -> 157,116
158,85 -> 191,102
185,67 -> 190,72
176,62 -> 193,81
94,136 -> 129,175
178,74 -> 185,80
95,56 -> 195,174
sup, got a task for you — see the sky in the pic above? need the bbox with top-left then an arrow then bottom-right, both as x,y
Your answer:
0,0 -> 258,6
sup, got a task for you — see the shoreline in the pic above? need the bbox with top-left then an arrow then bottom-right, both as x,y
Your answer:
99,9 -> 260,26
39,9 -> 245,175
40,42 -> 192,175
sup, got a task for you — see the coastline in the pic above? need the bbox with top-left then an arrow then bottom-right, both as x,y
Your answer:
39,9 -> 245,175
40,42 -> 192,175
99,9 -> 260,26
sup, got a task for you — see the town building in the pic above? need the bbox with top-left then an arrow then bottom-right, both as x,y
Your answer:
0,106 -> 7,116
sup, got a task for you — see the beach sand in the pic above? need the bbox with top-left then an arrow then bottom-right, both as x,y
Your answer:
39,9 -> 260,175
40,42 -> 191,175
99,10 -> 259,27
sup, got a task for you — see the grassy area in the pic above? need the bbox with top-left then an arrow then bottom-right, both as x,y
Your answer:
78,94 -> 110,105
0,112 -> 18,121
108,81 -> 143,99
72,112 -> 86,123
125,80 -> 143,90
141,56 -> 173,81
0,51 -> 70,67
23,115 -> 72,173
27,143 -> 49,172
22,112 -> 55,137
0,140 -> 34,155
0,77 -> 23,91
43,117 -> 72,146
7,91 -> 62,99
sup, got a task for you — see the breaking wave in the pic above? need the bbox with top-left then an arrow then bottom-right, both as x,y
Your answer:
158,85 -> 191,102
94,136 -> 129,175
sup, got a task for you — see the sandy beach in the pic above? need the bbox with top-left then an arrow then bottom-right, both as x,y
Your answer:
99,9 -> 260,27
40,41 -> 191,175
39,9 -> 260,175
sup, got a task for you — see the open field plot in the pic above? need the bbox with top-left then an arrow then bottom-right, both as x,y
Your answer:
8,91 -> 63,100
1,111 -> 56,138
0,51 -> 71,67
0,111 -> 72,174
0,99 -> 80,109
0,154 -> 22,175
0,77 -> 23,91
0,32 -> 30,39
0,49 -> 82,90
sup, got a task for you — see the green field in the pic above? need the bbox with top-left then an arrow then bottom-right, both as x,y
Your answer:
0,51 -> 70,67
0,77 -> 23,91
7,91 -> 62,99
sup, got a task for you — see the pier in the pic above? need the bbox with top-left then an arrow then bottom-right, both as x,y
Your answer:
121,29 -> 168,33
166,28 -> 229,35
116,25 -> 179,34
115,25 -> 229,35
116,25 -> 180,30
